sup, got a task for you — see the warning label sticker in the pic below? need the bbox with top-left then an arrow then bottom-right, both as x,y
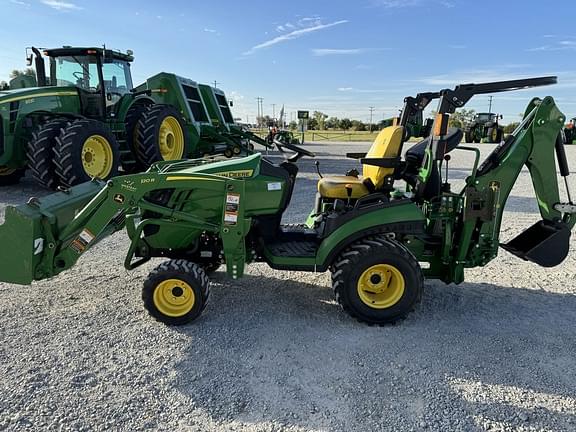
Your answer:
224,212 -> 238,224
224,193 -> 240,225
70,229 -> 95,254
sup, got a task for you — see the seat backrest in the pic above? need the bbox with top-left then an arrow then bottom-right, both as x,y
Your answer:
363,126 -> 404,189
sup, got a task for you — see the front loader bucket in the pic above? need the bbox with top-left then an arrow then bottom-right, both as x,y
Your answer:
500,220 -> 571,267
0,181 -> 103,285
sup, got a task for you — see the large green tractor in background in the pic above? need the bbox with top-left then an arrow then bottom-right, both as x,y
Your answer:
563,117 -> 575,144
0,46 -> 269,188
464,112 -> 504,143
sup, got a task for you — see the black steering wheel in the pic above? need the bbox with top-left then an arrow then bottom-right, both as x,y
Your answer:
273,139 -> 315,162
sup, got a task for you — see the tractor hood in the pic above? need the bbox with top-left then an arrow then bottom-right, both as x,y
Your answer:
0,86 -> 78,105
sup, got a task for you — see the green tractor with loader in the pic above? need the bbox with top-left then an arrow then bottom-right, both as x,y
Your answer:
0,46 -> 270,189
465,112 -> 504,143
0,76 -> 574,326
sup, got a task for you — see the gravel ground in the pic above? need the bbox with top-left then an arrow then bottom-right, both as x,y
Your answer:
1,141 -> 576,432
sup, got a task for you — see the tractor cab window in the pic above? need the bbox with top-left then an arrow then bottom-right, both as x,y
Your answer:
476,113 -> 495,122
50,55 -> 100,91
101,59 -> 133,106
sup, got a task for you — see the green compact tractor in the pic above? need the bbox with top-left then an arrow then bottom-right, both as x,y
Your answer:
0,46 -> 269,189
563,117 -> 575,144
0,76 -> 574,326
465,112 -> 504,143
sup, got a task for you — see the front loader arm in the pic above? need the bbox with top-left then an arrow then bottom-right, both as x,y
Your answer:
0,169 -> 254,285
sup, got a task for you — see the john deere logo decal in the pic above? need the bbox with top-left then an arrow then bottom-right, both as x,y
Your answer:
216,170 -> 254,178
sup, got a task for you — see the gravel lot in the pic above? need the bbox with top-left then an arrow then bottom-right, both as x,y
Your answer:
1,141 -> 576,432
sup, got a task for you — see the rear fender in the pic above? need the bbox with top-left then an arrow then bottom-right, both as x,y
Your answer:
315,201 -> 425,270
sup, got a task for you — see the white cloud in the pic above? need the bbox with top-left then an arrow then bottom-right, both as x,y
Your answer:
204,28 -> 217,33
41,0 -> 82,10
338,87 -> 354,91
243,19 -> 348,55
312,48 -> 375,56
10,0 -> 30,7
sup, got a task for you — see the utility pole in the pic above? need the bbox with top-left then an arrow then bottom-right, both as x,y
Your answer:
256,97 -> 263,131
272,104 -> 276,124
213,80 -> 219,89
488,95 -> 493,113
368,106 -> 375,133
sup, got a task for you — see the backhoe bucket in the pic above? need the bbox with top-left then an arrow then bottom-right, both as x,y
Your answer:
0,181 -> 103,285
500,220 -> 571,267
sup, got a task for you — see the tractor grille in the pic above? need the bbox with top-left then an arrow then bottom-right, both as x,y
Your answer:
181,84 -> 209,123
9,101 -> 19,133
215,94 -> 234,124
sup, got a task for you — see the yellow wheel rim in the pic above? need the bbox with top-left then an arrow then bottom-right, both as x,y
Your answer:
0,166 -> 16,176
491,128 -> 498,142
357,264 -> 405,309
82,135 -> 114,178
159,116 -> 185,160
153,278 -> 195,317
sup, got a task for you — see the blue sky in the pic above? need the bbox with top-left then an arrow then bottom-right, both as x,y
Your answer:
2,0 -> 576,124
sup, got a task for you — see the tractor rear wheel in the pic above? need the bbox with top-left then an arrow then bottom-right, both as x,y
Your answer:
465,130 -> 474,143
331,236 -> 423,324
135,104 -> 188,167
487,127 -> 500,143
142,259 -> 210,325
27,118 -> 67,189
54,119 -> 120,187
123,102 -> 153,173
0,166 -> 25,186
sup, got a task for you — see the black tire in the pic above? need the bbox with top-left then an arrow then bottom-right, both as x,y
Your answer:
495,128 -> 503,143
487,127 -> 499,143
123,101 -> 152,172
474,135 -> 481,143
142,259 -> 210,325
26,118 -> 67,189
0,166 -> 25,186
54,119 -> 121,187
331,236 -> 423,324
135,104 -> 188,167
465,130 -> 474,143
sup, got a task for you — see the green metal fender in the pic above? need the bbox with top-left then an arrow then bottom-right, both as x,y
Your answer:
314,200 -> 426,270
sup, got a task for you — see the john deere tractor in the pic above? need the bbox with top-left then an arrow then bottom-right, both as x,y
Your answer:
465,112 -> 504,143
0,76 -> 574,326
0,46 -> 269,189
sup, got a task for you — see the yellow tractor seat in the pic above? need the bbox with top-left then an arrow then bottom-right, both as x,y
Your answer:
317,176 -> 370,199
317,126 -> 404,200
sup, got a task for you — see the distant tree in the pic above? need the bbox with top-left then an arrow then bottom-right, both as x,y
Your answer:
503,122 -> 520,134
339,118 -> 352,130
313,111 -> 328,130
9,68 -> 35,79
449,109 -> 476,128
0,81 -> 8,90
325,116 -> 339,129
288,120 -> 298,130
307,118 -> 319,130
351,120 -> 366,131
256,115 -> 272,127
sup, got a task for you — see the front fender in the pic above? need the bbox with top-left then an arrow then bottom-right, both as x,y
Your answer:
315,200 -> 425,270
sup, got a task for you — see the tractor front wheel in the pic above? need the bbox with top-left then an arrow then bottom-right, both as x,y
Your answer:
487,127 -> 500,143
27,118 -> 67,189
0,166 -> 25,186
136,105 -> 188,167
54,119 -> 120,187
142,259 -> 210,325
331,236 -> 423,324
